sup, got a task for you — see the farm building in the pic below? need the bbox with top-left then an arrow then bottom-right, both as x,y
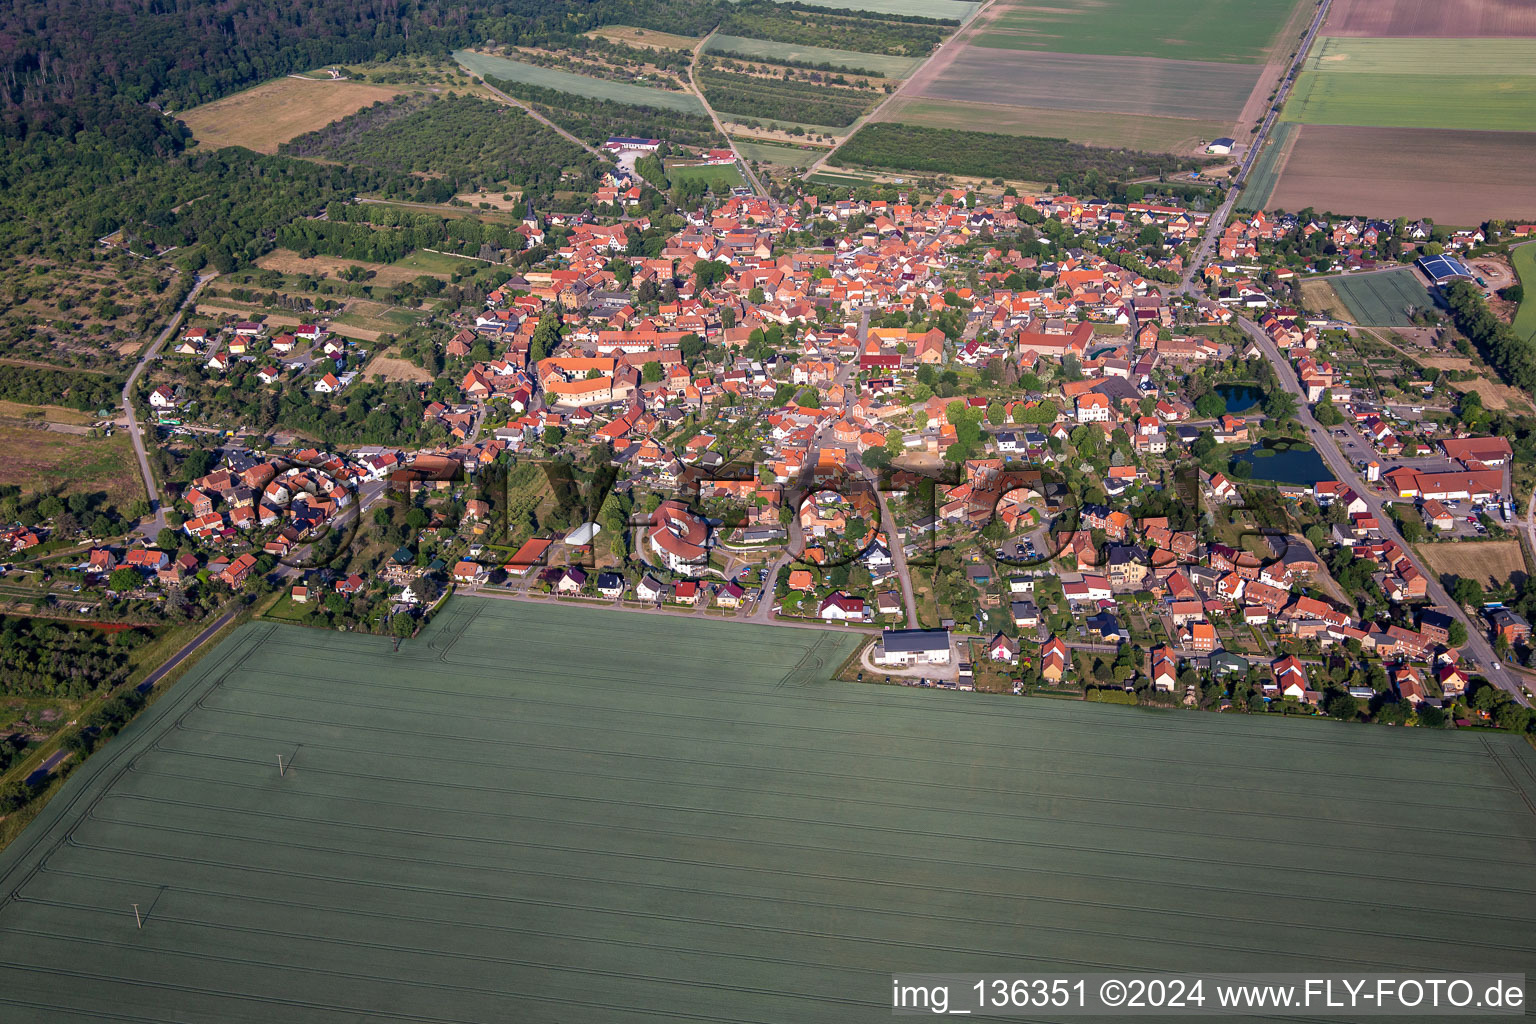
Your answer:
1206,138 -> 1235,155
1416,253 -> 1476,286
603,136 -> 661,152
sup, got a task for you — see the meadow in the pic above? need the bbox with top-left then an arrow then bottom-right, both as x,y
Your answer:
2,597 -> 1532,1021
178,77 -> 405,153
705,33 -> 923,77
1329,269 -> 1436,327
976,0 -> 1303,62
1513,242 -> 1536,343
879,96 -> 1225,152
0,422 -> 141,510
452,49 -> 707,114
1283,70 -> 1536,132
733,139 -> 823,166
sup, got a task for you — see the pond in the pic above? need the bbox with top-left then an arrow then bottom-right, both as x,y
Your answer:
1216,383 -> 1263,414
1235,437 -> 1333,486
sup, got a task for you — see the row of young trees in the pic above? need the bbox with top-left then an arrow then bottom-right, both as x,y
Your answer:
1443,280 -> 1536,395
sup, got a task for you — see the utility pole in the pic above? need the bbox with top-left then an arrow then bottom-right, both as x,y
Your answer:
277,754 -> 285,777
132,904 -> 142,930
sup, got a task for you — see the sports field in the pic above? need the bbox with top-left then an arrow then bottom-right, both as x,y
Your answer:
706,33 -> 923,78
1512,242 -> 1536,343
453,50 -> 706,114
2,597 -> 1535,1021
666,162 -> 747,188
1329,269 -> 1436,326
976,0 -> 1302,62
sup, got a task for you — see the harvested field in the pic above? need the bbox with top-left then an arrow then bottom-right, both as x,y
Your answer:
255,249 -> 438,287
1512,242 -> 1536,343
178,77 -> 405,154
0,422 -> 141,509
1299,278 -> 1351,321
1325,0 -> 1536,37
706,34 -> 922,78
913,49 -> 1258,120
452,50 -> 706,114
1448,376 -> 1533,414
1268,125 -> 1536,224
1284,69 -> 1536,132
585,25 -> 701,51
880,96 -> 1225,153
362,352 -> 433,383
1418,540 -> 1527,590
1,596 -> 1533,1021
1329,269 -> 1435,327
978,0 -> 1303,63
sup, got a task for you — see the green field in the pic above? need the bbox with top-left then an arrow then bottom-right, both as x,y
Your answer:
1235,120 -> 1296,213
665,161 -> 747,188
706,33 -> 924,78
390,249 -> 489,275
733,139 -> 823,166
1330,268 -> 1437,327
2,596 -> 1534,1021
778,0 -> 980,21
1284,70 -> 1536,131
1304,37 -> 1536,78
977,0 -> 1301,63
1513,242 -> 1536,343
453,49 -> 706,114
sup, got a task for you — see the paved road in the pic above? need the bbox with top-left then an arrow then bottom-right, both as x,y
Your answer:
473,586 -> 880,633
1239,315 -> 1529,707
471,77 -> 613,162
1178,0 -> 1332,294
123,272 -> 216,539
136,605 -> 242,693
687,29 -> 768,199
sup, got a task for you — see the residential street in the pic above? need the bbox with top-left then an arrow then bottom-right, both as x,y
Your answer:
687,29 -> 768,199
1239,315 -> 1530,707
123,272 -> 216,540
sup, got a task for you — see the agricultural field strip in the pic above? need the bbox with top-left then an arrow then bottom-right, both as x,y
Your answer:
1283,70 -> 1536,131
913,49 -> 1260,120
975,0 -> 1303,63
704,34 -> 923,78
732,140 -> 823,165
1328,269 -> 1436,327
1512,243 -> 1536,342
880,96 -> 1227,151
2,599 -> 1532,1022
781,0 -> 981,22
452,50 -> 706,114
1324,0 -> 1536,38
1303,36 -> 1536,75
1234,120 -> 1296,213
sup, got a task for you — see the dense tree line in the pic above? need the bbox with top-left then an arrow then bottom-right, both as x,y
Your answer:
1442,281 -> 1536,395
718,1 -> 955,57
482,75 -> 721,148
282,94 -> 599,189
0,617 -> 149,698
696,66 -> 875,128
0,366 -> 121,411
328,202 -> 525,255
832,123 -> 1212,182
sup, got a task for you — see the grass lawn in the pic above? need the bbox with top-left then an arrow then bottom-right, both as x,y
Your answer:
1512,241 -> 1536,343
0,596 -> 1532,1020
665,161 -> 746,189
452,49 -> 706,114
390,249 -> 492,275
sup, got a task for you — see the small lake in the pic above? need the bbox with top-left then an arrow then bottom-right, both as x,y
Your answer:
1236,437 -> 1333,486
1216,383 -> 1263,414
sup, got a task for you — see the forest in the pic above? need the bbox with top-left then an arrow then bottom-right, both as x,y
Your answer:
717,1 -> 955,57
481,76 -> 722,149
0,616 -> 151,699
695,65 -> 878,128
832,123 -> 1215,183
281,94 -> 600,189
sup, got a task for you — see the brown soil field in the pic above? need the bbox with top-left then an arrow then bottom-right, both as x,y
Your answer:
879,96 -> 1224,153
362,353 -> 433,383
254,249 -> 427,287
1418,539 -> 1527,589
586,25 -> 701,51
1299,279 -> 1351,321
1269,125 -> 1536,225
1448,376 -> 1533,414
179,78 -> 405,153
1326,0 -> 1536,37
913,49 -> 1258,120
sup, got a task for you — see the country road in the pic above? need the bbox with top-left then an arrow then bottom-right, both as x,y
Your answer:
123,271 -> 216,540
687,29 -> 768,199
